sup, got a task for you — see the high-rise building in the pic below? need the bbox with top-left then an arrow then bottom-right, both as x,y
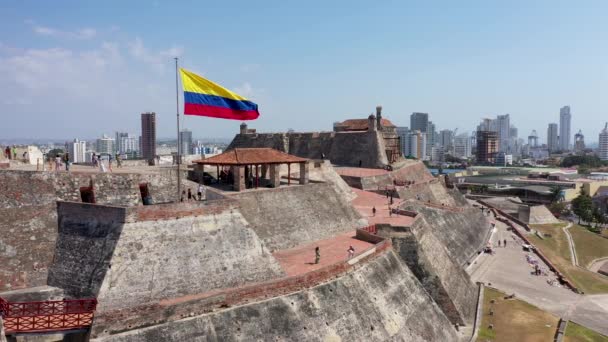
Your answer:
547,123 -> 559,152
476,131 -> 498,164
67,139 -> 86,163
141,112 -> 157,161
405,130 -> 426,160
599,124 -> 608,161
559,106 -> 571,151
396,127 -> 410,157
528,130 -> 539,148
439,129 -> 454,154
454,133 -> 472,159
96,134 -> 115,154
496,114 -> 510,152
426,121 -> 437,156
116,132 -> 139,155
410,112 -> 429,133
179,129 -> 193,155
509,125 -> 518,140
574,130 -> 585,154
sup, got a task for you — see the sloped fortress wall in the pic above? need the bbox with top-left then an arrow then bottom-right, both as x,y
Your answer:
47,200 -> 284,312
0,170 -> 197,291
91,251 -> 460,342
405,203 -> 490,266
228,130 -> 388,168
231,183 -> 364,251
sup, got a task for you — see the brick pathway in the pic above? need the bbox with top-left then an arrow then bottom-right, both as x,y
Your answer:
273,231 -> 374,277
350,188 -> 416,226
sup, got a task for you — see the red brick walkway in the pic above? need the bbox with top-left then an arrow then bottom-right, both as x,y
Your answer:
273,231 -> 374,277
351,188 -> 416,226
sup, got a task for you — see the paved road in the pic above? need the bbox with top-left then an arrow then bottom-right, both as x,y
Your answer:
468,220 -> 608,336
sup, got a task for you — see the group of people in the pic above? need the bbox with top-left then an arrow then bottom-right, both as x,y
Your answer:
91,153 -> 122,173
312,245 -> 356,265
3,146 -> 18,160
181,184 -> 207,202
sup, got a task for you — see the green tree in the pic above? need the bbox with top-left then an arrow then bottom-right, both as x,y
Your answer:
46,148 -> 64,160
548,202 -> 567,217
572,193 -> 594,224
550,186 -> 563,203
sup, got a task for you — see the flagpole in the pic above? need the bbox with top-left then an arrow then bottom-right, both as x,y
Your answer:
175,57 -> 181,202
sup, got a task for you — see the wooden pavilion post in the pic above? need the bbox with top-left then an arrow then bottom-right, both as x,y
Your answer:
216,165 -> 220,183
255,164 -> 259,188
287,163 -> 291,186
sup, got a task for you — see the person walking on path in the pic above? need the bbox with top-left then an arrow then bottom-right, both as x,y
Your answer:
197,183 -> 205,201
92,153 -> 98,167
347,246 -> 355,259
12,146 -> 17,160
187,188 -> 193,201
315,246 -> 320,264
498,240 -> 501,247
116,153 -> 122,168
372,206 -> 376,217
389,206 -> 392,217
503,239 -> 507,248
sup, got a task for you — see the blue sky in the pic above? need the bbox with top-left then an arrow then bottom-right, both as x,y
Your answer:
0,1 -> 606,142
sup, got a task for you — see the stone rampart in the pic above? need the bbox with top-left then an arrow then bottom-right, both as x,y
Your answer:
228,130 -> 388,168
91,250 -> 459,342
405,203 -> 490,266
231,183 -> 363,251
47,200 -> 284,312
0,169 -> 197,291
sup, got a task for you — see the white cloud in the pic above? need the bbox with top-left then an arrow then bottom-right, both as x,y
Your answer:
128,37 -> 183,72
26,20 -> 97,40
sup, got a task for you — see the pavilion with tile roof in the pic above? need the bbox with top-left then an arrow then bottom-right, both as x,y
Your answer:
193,148 -> 310,191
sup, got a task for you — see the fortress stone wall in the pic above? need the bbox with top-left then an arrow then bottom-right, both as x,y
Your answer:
231,182 -> 364,251
0,170 -> 197,291
228,130 -> 389,168
91,251 -> 460,342
48,200 -> 284,312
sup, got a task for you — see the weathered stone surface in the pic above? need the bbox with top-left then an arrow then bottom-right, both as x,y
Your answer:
228,131 -> 389,168
0,169 -> 198,291
231,183 -> 364,251
91,251 -> 459,342
47,201 -> 283,312
0,285 -> 63,302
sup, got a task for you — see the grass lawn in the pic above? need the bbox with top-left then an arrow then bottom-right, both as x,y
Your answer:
477,287 -> 558,342
568,225 -> 608,268
564,321 -> 608,342
529,223 -> 608,294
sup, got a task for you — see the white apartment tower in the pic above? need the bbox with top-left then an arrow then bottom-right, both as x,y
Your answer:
559,106 -> 571,151
67,139 -> 86,163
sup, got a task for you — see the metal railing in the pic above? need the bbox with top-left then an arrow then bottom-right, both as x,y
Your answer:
0,297 -> 97,333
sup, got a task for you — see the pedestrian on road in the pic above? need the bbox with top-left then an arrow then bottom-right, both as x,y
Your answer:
389,206 -> 392,217
180,190 -> 186,202
372,206 -> 376,217
198,183 -> 205,201
63,152 -> 70,172
315,246 -> 320,264
347,246 -> 355,259
187,188 -> 193,201
498,240 -> 501,247
503,239 -> 507,247
116,153 -> 122,168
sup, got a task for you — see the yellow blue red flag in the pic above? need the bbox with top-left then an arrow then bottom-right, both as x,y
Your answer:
180,68 -> 259,120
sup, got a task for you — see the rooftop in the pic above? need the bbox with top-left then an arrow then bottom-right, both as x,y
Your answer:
193,148 -> 309,165
335,118 -> 395,131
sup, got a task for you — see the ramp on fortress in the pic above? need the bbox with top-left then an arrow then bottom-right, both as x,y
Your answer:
230,183 -> 364,251
91,251 -> 459,342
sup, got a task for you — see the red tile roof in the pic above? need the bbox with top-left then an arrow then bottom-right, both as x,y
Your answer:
193,148 -> 309,165
335,118 -> 395,131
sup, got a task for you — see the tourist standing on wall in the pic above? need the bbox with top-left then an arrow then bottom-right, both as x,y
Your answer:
116,153 -> 122,168
99,156 -> 107,173
347,246 -> 355,259
63,153 -> 70,172
54,155 -> 61,172
198,183 -> 206,201
315,247 -> 320,264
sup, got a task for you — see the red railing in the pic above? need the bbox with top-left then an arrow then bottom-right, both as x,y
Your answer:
0,297 -> 97,333
362,224 -> 377,234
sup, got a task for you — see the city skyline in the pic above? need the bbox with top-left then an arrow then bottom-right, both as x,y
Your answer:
1,1 -> 607,142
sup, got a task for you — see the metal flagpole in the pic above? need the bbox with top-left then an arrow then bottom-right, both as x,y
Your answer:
175,57 -> 181,201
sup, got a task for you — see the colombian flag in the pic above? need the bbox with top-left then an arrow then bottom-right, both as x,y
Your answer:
180,68 -> 259,120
